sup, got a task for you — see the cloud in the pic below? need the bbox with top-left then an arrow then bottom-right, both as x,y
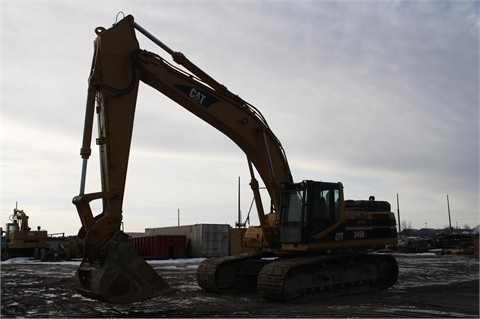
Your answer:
1,1 -> 478,236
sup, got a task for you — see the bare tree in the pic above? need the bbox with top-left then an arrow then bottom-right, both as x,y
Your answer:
401,220 -> 412,230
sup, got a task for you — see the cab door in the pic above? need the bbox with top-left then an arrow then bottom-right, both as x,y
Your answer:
279,183 -> 306,243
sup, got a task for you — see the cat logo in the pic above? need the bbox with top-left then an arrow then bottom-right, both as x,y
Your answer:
174,84 -> 219,108
189,88 -> 206,105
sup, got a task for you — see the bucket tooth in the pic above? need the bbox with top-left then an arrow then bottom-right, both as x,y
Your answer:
74,231 -> 171,304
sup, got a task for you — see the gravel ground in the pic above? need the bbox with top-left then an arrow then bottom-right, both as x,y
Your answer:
1,253 -> 478,318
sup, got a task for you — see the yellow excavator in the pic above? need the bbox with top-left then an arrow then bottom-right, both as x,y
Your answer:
73,14 -> 398,304
2,204 -> 49,260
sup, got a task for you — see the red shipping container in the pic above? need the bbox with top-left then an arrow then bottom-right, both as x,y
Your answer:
128,235 -> 187,260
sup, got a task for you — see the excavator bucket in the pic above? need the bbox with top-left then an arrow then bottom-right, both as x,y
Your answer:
74,231 -> 171,304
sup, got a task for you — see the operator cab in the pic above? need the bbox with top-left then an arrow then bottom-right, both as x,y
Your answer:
279,180 -> 343,244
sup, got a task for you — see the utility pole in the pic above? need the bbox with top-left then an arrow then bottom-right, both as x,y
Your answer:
396,194 -> 401,235
235,176 -> 244,228
447,195 -> 452,232
238,176 -> 241,227
178,209 -> 180,226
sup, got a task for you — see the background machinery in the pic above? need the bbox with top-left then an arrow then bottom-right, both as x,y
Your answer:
1,204 -> 48,260
73,14 -> 398,304
1,204 -> 80,261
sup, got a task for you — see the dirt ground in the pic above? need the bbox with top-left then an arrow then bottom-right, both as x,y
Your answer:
1,253 -> 478,318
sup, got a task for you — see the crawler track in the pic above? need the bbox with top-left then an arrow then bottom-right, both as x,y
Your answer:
197,252 -> 398,302
257,254 -> 398,301
196,251 -> 274,293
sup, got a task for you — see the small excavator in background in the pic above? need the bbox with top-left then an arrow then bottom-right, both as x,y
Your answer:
1,203 -> 49,260
1,203 -> 81,261
72,14 -> 398,304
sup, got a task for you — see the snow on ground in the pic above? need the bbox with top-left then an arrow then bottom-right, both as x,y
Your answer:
1,253 -> 477,291
1,253 -> 478,318
0,253 -> 479,290
393,253 -> 479,289
0,257 -> 205,266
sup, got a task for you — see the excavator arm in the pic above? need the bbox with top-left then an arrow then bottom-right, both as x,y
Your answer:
73,14 -> 292,303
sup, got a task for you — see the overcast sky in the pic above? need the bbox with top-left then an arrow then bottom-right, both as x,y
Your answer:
1,0 -> 478,236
